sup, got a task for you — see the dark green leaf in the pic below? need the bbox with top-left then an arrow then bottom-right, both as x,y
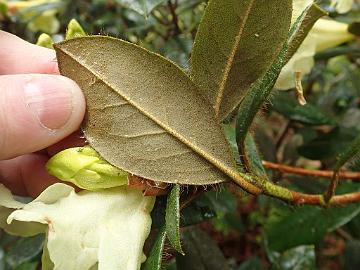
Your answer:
235,4 -> 326,144
345,213 -> 360,239
223,124 -> 241,165
223,124 -> 267,177
298,127 -> 358,160
14,262 -> 39,270
344,240 -> 360,270
198,189 -> 243,234
315,46 -> 360,60
55,36 -> 243,186
163,259 -> 177,270
272,92 -> 336,125
6,234 -> 44,269
265,197 -> 360,252
176,227 -> 229,270
142,227 -> 167,270
236,45 -> 288,145
348,22 -> 360,37
268,245 -> 316,270
237,256 -> 262,270
115,0 -> 166,17
166,185 -> 183,254
334,133 -> 360,171
151,195 -> 215,229
191,0 -> 292,121
243,134 -> 267,177
151,196 -> 167,229
180,203 -> 215,226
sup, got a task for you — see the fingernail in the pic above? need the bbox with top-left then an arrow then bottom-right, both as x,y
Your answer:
24,76 -> 73,129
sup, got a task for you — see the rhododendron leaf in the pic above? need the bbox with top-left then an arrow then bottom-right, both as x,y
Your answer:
191,0 -> 292,121
54,36 -> 240,186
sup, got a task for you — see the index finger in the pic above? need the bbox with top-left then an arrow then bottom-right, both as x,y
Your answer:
0,30 -> 59,75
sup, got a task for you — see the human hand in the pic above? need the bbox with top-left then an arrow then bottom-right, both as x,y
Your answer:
0,31 -> 86,197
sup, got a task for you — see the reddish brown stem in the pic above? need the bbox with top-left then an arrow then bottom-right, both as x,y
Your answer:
291,190 -> 360,206
262,161 -> 360,180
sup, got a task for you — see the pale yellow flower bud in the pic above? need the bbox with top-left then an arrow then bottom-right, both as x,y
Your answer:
66,19 -> 86,40
46,147 -> 128,190
36,33 -> 53,49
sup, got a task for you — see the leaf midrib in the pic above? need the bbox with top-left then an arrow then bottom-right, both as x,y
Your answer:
57,44 -> 261,194
214,0 -> 256,119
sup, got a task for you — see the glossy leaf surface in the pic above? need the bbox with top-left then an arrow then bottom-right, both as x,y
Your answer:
265,190 -> 360,252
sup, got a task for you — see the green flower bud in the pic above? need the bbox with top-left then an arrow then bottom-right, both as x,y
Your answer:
66,19 -> 86,40
0,1 -> 7,18
46,147 -> 128,190
36,33 -> 54,49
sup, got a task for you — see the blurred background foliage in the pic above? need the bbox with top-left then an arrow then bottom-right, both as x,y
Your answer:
0,0 -> 360,269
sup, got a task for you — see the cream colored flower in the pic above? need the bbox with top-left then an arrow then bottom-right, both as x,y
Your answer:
275,2 -> 354,90
0,183 -> 155,270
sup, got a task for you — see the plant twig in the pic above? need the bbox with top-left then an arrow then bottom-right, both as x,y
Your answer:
262,161 -> 360,180
324,172 -> 339,202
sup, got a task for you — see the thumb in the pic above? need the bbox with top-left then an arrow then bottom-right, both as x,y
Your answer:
0,74 -> 85,160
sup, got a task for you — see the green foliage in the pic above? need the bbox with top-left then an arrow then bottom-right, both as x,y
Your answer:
265,183 -> 360,252
191,0 -> 292,121
142,227 -> 167,270
235,4 -> 326,145
166,185 -> 183,254
5,235 -> 44,269
298,127 -> 358,160
238,256 -> 262,270
272,92 -> 336,125
334,133 -> 360,171
115,0 -> 167,17
176,227 -> 229,270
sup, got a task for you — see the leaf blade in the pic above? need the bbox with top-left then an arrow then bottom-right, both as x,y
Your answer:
191,0 -> 292,120
236,4 -> 327,145
335,134 -> 360,171
165,184 -> 183,254
142,226 -> 167,270
54,36 -> 259,191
